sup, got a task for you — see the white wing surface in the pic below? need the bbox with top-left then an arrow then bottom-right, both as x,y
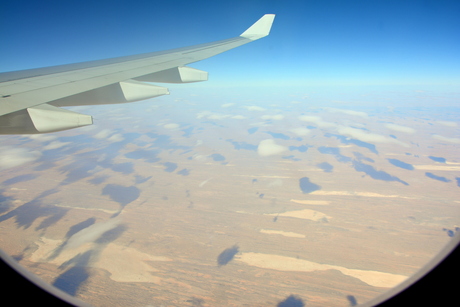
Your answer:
0,14 -> 275,134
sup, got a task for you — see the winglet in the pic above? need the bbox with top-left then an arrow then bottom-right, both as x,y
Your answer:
240,14 -> 275,40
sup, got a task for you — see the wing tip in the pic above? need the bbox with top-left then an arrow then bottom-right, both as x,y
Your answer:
240,14 -> 276,40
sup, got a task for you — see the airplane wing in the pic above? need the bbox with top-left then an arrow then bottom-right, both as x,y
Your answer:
0,14 -> 275,134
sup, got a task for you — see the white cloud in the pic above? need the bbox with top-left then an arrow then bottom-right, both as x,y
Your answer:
94,129 -> 113,139
94,129 -> 125,142
289,127 -> 310,136
268,179 -> 283,187
196,111 -> 230,120
221,103 -> 235,108
436,121 -> 458,127
257,139 -> 288,157
196,111 -> 212,119
337,126 -> 409,147
208,114 -> 230,120
385,123 -> 416,134
298,115 -> 337,128
43,141 -> 70,150
26,134 -> 57,142
243,106 -> 266,111
325,107 -> 368,118
163,123 -> 180,129
231,115 -> 246,119
432,134 -> 460,144
0,146 -> 41,170
107,133 -> 125,142
261,114 -> 285,120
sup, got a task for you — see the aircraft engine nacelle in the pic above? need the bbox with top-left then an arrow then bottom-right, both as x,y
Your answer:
0,103 -> 92,134
49,80 -> 169,107
134,66 -> 208,83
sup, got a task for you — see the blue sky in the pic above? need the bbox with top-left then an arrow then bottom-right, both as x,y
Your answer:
1,0 -> 459,88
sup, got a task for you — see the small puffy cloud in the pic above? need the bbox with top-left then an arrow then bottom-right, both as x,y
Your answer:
436,121 -> 458,127
94,129 -> 113,139
0,146 -> 41,170
221,103 -> 235,108
26,134 -> 57,142
290,101 -> 301,104
196,111 -> 212,119
243,106 -> 266,111
107,133 -> 125,142
196,111 -> 230,120
432,134 -> 460,144
385,123 -> 416,134
337,126 -> 409,147
261,114 -> 285,120
298,115 -> 337,128
289,127 -> 310,136
94,129 -> 125,142
208,114 -> 230,120
325,107 -> 368,118
257,139 -> 288,157
250,121 -> 272,127
268,179 -> 283,187
231,115 -> 246,119
43,141 -> 70,150
163,123 -> 179,129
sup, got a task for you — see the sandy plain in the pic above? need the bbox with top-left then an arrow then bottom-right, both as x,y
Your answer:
0,103 -> 459,307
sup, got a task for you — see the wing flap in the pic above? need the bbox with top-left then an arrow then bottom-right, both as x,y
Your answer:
50,80 -> 169,107
135,66 -> 208,83
0,103 -> 92,134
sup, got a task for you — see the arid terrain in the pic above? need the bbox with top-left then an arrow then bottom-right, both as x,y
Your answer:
0,96 -> 459,306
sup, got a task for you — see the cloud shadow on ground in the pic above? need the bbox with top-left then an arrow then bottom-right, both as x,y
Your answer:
318,147 -> 352,163
387,158 -> 414,170
425,172 -> 451,182
325,133 -> 378,154
317,162 -> 333,173
102,184 -> 140,209
52,250 -> 92,296
277,294 -> 305,307
299,177 -> 321,193
0,188 -> 67,230
217,245 -> 239,266
353,161 -> 409,185
2,174 -> 38,185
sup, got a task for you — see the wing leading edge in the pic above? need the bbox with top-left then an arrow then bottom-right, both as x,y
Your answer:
0,14 -> 275,134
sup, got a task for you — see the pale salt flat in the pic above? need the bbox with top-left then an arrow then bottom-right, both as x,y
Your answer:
30,237 -> 171,283
265,209 -> 331,222
236,252 -> 408,288
260,229 -> 306,238
290,199 -> 330,205
414,164 -> 460,171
